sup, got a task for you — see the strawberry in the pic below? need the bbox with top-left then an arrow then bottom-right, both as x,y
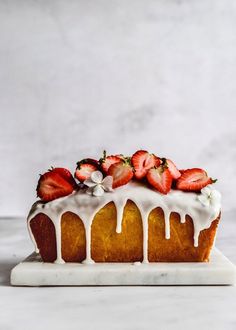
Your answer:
99,151 -> 122,174
131,150 -> 160,179
37,170 -> 75,202
146,162 -> 173,194
166,159 -> 181,180
52,167 -> 77,189
108,160 -> 133,188
176,168 -> 215,192
76,158 -> 99,168
75,163 -> 97,182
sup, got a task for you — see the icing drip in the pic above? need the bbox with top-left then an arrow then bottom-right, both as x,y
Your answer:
163,209 -> 171,240
180,212 -> 186,224
54,215 -> 65,264
114,198 -> 127,234
82,216 -> 95,264
27,182 -> 221,264
140,210 -> 149,264
194,230 -> 200,248
27,216 -> 39,253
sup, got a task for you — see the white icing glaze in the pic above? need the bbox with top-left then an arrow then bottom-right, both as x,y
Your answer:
27,182 -> 221,264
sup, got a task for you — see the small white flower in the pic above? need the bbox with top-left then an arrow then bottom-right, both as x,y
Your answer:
197,186 -> 221,207
84,171 -> 113,197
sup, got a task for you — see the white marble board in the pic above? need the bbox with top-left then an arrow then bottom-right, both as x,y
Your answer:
10,248 -> 236,286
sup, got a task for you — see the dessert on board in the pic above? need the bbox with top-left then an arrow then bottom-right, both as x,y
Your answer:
28,150 -> 221,264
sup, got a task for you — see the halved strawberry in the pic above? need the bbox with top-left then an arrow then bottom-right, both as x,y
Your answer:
108,160 -> 133,188
75,163 -> 97,182
131,150 -> 160,179
176,168 -> 215,192
76,158 -> 99,169
37,170 -> 75,202
52,167 -> 77,188
146,163 -> 172,194
99,151 -> 122,174
166,159 -> 181,180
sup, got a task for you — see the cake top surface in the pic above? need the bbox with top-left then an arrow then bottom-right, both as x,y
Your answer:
29,180 -> 221,226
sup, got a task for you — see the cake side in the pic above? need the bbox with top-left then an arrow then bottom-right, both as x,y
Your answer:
29,199 -> 220,263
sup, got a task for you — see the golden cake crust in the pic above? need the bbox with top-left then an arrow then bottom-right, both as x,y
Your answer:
30,200 -> 220,263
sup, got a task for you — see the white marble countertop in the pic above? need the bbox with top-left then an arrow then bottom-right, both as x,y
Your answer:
1,214 -> 235,330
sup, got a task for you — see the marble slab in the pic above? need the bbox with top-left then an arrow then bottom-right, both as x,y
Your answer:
10,248 -> 236,286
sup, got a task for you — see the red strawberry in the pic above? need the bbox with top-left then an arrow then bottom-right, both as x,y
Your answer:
75,163 -> 97,182
108,160 -> 133,188
131,150 -> 160,179
52,167 -> 77,188
77,158 -> 99,168
37,171 -> 75,202
99,151 -> 122,174
146,164 -> 173,194
176,168 -> 215,192
166,159 -> 181,180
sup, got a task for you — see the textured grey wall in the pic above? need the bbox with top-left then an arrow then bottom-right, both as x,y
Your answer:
0,0 -> 235,216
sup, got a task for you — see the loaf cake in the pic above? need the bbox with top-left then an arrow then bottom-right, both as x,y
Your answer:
27,150 -> 221,264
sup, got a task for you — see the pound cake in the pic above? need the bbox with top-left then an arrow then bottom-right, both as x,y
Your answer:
27,150 -> 221,264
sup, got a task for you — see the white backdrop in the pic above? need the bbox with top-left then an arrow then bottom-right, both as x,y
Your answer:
0,0 -> 235,216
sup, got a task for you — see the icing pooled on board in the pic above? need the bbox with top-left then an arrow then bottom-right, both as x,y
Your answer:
27,181 -> 221,264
